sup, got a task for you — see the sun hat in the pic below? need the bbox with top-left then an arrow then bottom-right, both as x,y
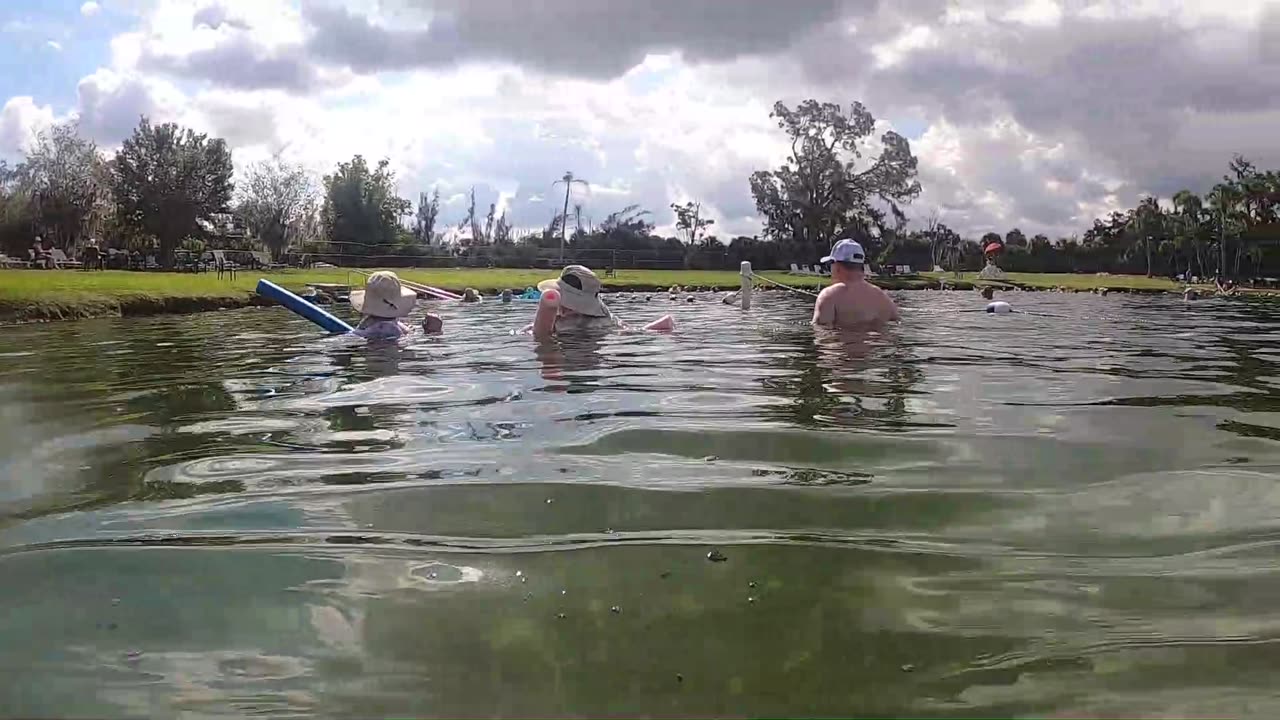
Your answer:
350,271 -> 417,318
821,238 -> 866,265
537,265 -> 609,317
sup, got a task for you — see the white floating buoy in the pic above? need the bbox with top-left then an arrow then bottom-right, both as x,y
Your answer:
739,261 -> 753,310
986,301 -> 1013,314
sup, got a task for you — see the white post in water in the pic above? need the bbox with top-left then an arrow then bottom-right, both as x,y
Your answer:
739,261 -> 753,310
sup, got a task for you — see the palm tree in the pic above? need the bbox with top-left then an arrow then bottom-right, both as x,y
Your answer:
552,171 -> 589,264
1128,196 -> 1162,277
1172,189 -> 1205,278
1207,182 -> 1242,279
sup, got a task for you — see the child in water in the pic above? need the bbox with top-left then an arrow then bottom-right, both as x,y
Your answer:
350,271 -> 417,340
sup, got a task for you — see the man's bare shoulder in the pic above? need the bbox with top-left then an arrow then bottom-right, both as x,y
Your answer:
817,282 -> 848,298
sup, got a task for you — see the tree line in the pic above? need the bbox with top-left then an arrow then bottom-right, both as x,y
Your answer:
0,109 -> 1275,277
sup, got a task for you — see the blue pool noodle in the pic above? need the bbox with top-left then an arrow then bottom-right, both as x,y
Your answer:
256,278 -> 354,333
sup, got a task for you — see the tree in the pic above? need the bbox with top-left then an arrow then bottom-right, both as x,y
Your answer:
671,201 -> 714,246
0,161 -> 36,256
285,199 -> 322,254
1005,227 -> 1027,247
23,121 -> 111,250
237,156 -> 317,260
1131,196 -> 1162,277
458,187 -> 485,246
321,155 -> 409,258
553,171 -> 589,263
414,189 -> 440,245
111,117 -> 233,267
493,211 -> 513,244
930,223 -> 961,272
1172,189 -> 1205,277
749,99 -> 919,255
1207,182 -> 1242,278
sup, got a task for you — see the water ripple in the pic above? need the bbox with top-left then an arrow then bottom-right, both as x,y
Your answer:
1,291 -> 1278,717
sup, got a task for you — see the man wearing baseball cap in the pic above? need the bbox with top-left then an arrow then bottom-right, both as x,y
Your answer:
812,238 -> 899,328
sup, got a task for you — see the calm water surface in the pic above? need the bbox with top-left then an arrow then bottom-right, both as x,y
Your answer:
2,290 -> 1279,718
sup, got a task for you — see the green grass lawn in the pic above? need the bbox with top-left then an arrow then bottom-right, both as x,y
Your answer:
925,271 -> 1187,291
0,266 -> 1210,322
0,267 -> 1193,304
0,267 -> 800,304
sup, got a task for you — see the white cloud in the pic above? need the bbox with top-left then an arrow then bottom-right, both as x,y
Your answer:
80,1 -> 101,18
46,40 -> 63,52
1,19 -> 33,34
871,26 -> 940,69
0,96 -> 56,160
1,0 -> 1275,240
1003,0 -> 1063,27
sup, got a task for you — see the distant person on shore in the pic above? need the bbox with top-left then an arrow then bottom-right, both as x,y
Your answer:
31,236 -> 52,269
526,265 -> 674,339
351,271 -> 416,340
82,238 -> 101,270
811,239 -> 899,329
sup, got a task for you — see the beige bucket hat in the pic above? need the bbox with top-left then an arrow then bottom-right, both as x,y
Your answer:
537,265 -> 610,317
350,271 -> 417,318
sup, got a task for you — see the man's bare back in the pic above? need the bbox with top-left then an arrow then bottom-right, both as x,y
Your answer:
810,239 -> 899,329
812,279 -> 899,328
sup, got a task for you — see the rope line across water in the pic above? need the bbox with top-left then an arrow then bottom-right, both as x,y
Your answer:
749,272 -> 821,298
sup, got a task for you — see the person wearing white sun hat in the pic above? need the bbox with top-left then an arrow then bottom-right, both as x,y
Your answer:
350,270 -> 419,340
526,265 -> 674,338
812,238 -> 899,329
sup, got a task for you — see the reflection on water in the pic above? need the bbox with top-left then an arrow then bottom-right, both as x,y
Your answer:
1,291 -> 1279,717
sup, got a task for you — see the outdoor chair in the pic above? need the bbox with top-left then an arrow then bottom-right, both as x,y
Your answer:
49,249 -> 83,269
206,250 -> 239,280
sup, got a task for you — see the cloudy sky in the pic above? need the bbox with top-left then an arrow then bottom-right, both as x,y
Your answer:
1,0 -> 1277,239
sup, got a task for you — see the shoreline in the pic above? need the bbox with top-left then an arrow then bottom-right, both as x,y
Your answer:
0,293 -> 277,324
3,274 -> 1268,326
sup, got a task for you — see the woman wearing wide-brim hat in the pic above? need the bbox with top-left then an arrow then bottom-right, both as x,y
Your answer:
527,265 -> 674,339
350,270 -> 418,340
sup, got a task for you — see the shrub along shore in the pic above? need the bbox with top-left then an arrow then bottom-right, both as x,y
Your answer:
0,268 -> 1253,325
